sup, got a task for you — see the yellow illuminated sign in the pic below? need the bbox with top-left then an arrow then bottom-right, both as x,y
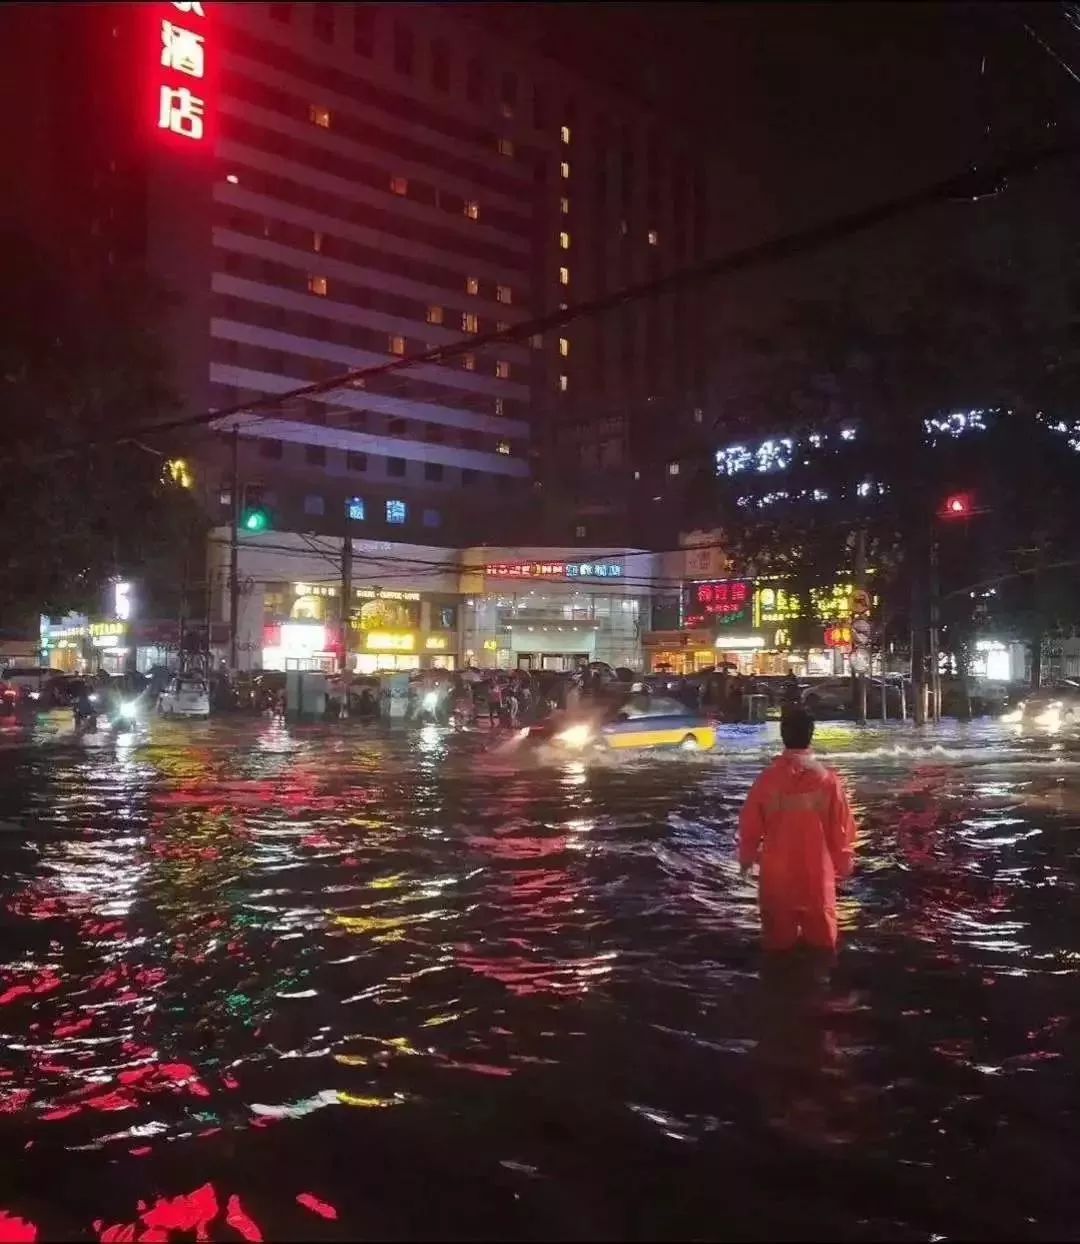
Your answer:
365,631 -> 415,652
90,622 -> 126,639
754,583 -> 861,625
754,587 -> 801,625
425,636 -> 449,650
482,639 -> 498,652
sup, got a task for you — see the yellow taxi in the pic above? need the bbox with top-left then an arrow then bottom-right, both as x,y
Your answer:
552,694 -> 717,753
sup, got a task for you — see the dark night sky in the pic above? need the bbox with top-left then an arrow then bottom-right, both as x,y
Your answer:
471,3 -> 1076,236
472,1 -> 1080,389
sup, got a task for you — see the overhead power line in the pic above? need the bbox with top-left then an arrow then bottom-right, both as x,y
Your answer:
18,138 -> 1079,466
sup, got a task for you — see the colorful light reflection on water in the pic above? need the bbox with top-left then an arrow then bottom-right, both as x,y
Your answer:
0,717 -> 1078,1240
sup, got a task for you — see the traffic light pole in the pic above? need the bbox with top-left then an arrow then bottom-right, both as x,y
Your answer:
929,536 -> 941,723
853,527 -> 868,724
229,427 -> 240,672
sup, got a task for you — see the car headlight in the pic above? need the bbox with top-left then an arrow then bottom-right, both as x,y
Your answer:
88,693 -> 99,704
120,701 -> 138,720
555,724 -> 593,749
1000,707 -> 1023,724
422,691 -> 439,710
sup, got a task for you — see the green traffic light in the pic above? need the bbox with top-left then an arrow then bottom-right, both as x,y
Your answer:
242,509 -> 270,533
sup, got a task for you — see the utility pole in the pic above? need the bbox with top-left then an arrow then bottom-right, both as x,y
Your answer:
229,427 -> 240,672
178,544 -> 189,677
341,504 -> 353,678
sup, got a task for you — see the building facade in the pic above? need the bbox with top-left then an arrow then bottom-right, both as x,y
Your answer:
1,2 -> 718,628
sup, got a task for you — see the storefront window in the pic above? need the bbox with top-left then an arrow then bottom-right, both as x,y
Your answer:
356,597 -> 419,630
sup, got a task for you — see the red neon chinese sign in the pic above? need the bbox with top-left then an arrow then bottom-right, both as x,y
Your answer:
151,2 -> 210,145
682,579 -> 753,629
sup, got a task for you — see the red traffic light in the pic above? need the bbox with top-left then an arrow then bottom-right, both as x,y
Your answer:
942,492 -> 973,518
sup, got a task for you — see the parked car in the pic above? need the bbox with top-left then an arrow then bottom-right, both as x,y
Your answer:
158,677 -> 211,719
1,666 -> 58,705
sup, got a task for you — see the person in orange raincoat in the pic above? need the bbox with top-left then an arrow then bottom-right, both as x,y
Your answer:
738,708 -> 857,953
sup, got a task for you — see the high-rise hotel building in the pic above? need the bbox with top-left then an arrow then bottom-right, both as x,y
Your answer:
5,3 -> 718,672
3,1 -> 714,544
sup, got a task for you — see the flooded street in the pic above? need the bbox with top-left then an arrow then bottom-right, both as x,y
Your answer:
0,716 -> 1078,1241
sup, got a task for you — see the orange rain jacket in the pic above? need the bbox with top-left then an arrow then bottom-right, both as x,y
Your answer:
738,749 -> 857,950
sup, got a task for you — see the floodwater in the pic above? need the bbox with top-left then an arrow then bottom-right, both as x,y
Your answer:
0,714 -> 1078,1241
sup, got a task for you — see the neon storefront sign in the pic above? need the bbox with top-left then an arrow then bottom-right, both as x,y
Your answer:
682,580 -> 753,629
486,561 -> 624,580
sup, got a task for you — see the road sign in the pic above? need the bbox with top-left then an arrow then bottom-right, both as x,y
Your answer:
852,618 -> 872,646
852,589 -> 871,616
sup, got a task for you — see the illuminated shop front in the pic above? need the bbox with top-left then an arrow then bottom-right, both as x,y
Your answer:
261,621 -> 340,673
645,579 -> 874,677
260,582 -> 458,673
40,618 -> 132,675
460,551 -> 655,672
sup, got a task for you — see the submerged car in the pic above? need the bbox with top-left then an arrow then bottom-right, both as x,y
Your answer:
542,694 -> 717,753
158,677 -> 211,719
1004,681 -> 1080,728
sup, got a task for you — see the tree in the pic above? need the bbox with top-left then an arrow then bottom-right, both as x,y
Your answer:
693,264 -> 1080,695
0,231 -> 203,630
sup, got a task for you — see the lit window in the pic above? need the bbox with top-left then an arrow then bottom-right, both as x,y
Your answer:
648,228 -> 659,246
560,160 -> 570,179
667,461 -> 680,476
495,360 -> 510,379
531,333 -> 543,349
496,321 -> 509,333
575,524 -> 587,538
466,276 -> 479,295
494,398 -> 505,416
560,124 -> 571,144
390,175 -> 408,196
308,275 -> 327,296
386,499 -> 407,524
559,374 -> 569,392
312,230 -> 323,253
559,337 -> 569,357
309,104 -> 331,128
559,231 -> 570,250
497,137 -> 514,157
496,440 -> 511,455
461,311 -> 478,334
693,407 -> 704,423
560,196 -> 569,214
463,353 -> 476,371
496,284 -> 512,304
390,335 -> 405,355
348,497 -> 365,521
464,200 -> 480,220
558,267 -> 569,285
426,305 -> 444,325
620,219 -> 629,236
